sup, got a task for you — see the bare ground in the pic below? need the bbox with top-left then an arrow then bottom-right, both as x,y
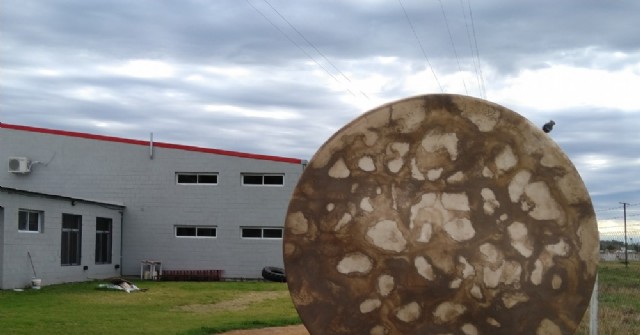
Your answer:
218,325 -> 309,335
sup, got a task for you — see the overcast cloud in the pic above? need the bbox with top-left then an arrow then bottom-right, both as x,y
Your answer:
1,0 -> 639,233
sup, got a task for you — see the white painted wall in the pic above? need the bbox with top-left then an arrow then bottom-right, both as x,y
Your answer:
0,191 -> 122,289
1,125 -> 304,283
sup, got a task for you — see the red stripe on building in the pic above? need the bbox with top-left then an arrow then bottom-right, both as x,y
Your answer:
0,122 -> 303,164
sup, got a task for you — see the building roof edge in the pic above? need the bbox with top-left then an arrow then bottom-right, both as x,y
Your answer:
0,185 -> 126,209
0,122 -> 304,164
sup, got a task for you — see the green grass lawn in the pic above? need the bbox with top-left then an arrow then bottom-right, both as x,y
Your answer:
575,261 -> 640,335
0,281 -> 301,335
1,262 -> 638,335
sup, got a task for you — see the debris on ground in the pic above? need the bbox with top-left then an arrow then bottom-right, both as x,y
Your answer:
97,278 -> 147,293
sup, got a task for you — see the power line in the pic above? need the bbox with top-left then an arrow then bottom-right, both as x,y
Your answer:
598,222 -> 640,228
260,0 -> 370,101
397,0 -> 444,93
598,213 -> 640,221
437,0 -> 468,95
245,0 -> 357,97
596,201 -> 640,220
599,231 -> 640,238
465,0 -> 486,98
459,0 -> 483,98
595,205 -> 623,212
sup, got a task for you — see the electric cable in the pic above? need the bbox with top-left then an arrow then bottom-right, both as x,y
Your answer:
466,0 -> 486,98
438,0 -> 469,95
245,0 -> 357,97
261,0 -> 370,100
398,0 -> 444,93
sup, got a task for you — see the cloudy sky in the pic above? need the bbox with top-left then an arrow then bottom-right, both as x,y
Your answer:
1,0 -> 638,235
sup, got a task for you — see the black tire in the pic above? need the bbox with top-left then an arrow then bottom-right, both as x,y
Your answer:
262,266 -> 286,282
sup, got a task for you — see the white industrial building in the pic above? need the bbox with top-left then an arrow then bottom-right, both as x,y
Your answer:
0,122 -> 304,289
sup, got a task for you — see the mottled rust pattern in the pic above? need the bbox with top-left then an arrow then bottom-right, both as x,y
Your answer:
284,94 -> 599,335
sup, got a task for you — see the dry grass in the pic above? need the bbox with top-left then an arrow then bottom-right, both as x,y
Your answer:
0,262 -> 636,334
175,291 -> 289,313
575,261 -> 640,335
0,281 -> 300,335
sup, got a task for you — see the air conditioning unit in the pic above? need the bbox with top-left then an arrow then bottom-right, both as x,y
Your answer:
8,157 -> 31,174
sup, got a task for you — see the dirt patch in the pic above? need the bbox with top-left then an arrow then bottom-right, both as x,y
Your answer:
175,291 -> 288,313
218,325 -> 309,335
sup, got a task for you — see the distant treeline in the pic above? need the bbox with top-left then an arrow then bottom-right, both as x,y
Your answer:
600,239 -> 640,252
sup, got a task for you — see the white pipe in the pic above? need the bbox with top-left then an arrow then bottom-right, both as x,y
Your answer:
589,274 -> 598,335
149,132 -> 154,159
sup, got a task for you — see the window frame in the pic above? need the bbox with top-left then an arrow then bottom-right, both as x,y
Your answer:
61,213 -> 82,266
175,225 -> 218,239
95,217 -> 113,265
241,227 -> 284,239
241,173 -> 285,186
18,209 -> 43,233
176,172 -> 219,185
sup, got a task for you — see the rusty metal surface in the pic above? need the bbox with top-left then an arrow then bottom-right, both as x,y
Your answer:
284,94 -> 599,335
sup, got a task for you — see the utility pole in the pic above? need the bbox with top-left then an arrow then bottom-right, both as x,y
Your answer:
621,202 -> 629,267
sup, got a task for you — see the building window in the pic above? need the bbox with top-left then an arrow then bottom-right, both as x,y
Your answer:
61,214 -> 82,266
176,173 -> 218,185
241,227 -> 283,239
95,217 -> 112,264
18,209 -> 43,233
175,226 -> 217,238
241,173 -> 284,186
